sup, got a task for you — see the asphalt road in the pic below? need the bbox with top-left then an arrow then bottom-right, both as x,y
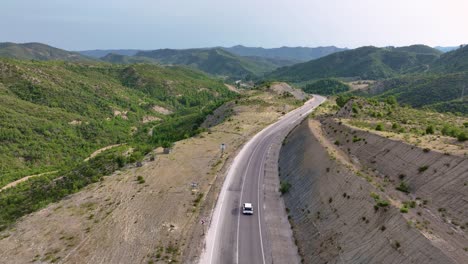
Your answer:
199,95 -> 326,264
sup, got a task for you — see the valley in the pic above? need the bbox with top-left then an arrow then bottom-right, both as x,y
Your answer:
0,39 -> 467,264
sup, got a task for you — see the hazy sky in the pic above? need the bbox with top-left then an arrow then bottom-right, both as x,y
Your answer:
1,0 -> 467,50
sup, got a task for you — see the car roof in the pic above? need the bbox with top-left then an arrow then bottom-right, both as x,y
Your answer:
243,203 -> 252,207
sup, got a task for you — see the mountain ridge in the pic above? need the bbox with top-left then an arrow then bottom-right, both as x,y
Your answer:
0,42 -> 95,62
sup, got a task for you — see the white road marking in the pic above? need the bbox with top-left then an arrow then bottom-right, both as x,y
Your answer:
257,145 -> 268,264
200,95 -> 326,264
236,140 -> 263,264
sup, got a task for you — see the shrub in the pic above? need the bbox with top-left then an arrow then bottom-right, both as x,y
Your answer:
394,241 -> 401,249
161,141 -> 173,149
193,193 -> 204,205
386,96 -> 398,105
418,165 -> 429,173
336,95 -> 352,107
375,123 -> 384,131
370,192 -> 380,200
441,125 -> 459,137
396,181 -> 410,193
334,140 -> 340,146
457,132 -> 467,142
377,200 -> 389,207
279,181 -> 292,194
371,192 -> 389,208
400,206 -> 409,213
137,175 -> 145,184
425,125 -> 435,134
403,200 -> 416,208
352,105 -> 359,114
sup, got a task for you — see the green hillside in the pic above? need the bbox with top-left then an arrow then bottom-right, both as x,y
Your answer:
303,78 -> 350,95
267,45 -> 442,82
0,59 -> 234,185
135,48 -> 281,79
100,53 -> 158,64
0,59 -> 236,229
431,45 -> 468,73
351,72 -> 468,114
223,45 -> 346,62
79,49 -> 140,58
0,42 -> 95,62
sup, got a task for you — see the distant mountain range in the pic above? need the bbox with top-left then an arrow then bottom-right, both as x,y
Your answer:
434,46 -> 461,53
267,45 -> 444,81
96,46 -> 348,79
222,45 -> 347,62
133,48 -> 301,79
79,45 -> 346,62
2,42 -> 468,101
79,49 -> 140,58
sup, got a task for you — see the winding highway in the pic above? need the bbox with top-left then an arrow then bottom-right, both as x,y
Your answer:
199,95 -> 326,264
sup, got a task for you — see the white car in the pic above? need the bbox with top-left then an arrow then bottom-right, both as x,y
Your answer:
242,203 -> 253,215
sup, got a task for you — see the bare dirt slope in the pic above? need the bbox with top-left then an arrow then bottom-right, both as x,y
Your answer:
269,82 -> 308,100
278,119 -> 467,263
0,89 -> 301,264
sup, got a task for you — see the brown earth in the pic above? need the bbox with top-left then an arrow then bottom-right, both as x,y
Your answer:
268,82 -> 308,101
278,117 -> 468,263
152,105 -> 173,115
0,88 -> 302,264
83,144 -> 125,162
347,80 -> 375,91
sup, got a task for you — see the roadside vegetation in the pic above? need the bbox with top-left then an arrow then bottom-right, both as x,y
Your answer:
335,96 -> 468,151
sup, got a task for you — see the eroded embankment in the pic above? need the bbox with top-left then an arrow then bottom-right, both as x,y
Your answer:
279,119 -> 467,264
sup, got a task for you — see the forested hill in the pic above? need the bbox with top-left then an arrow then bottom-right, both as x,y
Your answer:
0,58 -> 237,230
267,45 -> 442,82
431,45 -> 468,73
222,45 -> 346,62
352,72 -> 468,114
0,42 -> 95,62
135,48 -> 285,79
0,58 -> 235,188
